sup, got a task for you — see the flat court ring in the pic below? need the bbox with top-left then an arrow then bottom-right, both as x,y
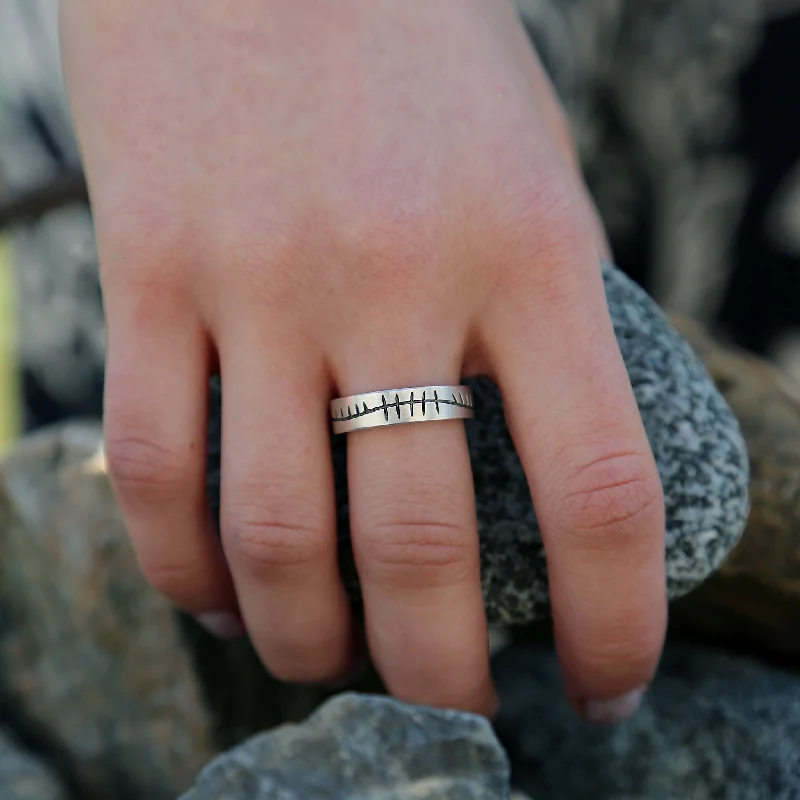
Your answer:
331,385 -> 474,434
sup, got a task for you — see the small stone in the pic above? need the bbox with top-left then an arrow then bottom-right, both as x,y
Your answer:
493,643 -> 800,800
669,317 -> 800,665
0,728 -> 66,800
180,693 -> 510,800
207,262 -> 750,623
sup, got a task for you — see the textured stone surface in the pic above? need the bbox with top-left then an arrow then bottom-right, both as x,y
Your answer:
207,262 -> 750,623
0,728 -> 65,800
670,317 -> 800,665
181,693 -> 510,800
493,643 -> 800,800
0,424 -> 214,799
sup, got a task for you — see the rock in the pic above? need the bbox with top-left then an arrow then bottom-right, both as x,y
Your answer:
0,424 -> 214,799
0,728 -> 66,800
180,693 -> 510,800
492,642 -> 800,800
0,420 -> 387,784
669,317 -> 800,665
207,262 -> 750,623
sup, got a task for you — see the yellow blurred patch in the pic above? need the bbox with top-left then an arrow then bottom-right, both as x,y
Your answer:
0,236 -> 20,451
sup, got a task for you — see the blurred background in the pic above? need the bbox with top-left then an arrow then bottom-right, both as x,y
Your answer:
0,0 -> 798,446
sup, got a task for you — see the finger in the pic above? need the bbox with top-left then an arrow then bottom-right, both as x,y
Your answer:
216,322 -> 353,685
484,231 -> 666,723
339,350 -> 496,716
510,26 -> 613,260
103,281 -> 240,638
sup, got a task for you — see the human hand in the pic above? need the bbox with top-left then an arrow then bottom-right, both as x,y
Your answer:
60,0 -> 666,720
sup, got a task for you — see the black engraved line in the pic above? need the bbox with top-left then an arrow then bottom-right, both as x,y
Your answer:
332,393 -> 472,423
410,391 -> 414,417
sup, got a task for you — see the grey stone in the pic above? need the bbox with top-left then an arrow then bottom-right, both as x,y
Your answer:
0,424 -> 215,799
492,643 -> 800,800
0,728 -> 66,800
181,693 -> 510,800
0,420 -> 389,783
207,262 -> 750,623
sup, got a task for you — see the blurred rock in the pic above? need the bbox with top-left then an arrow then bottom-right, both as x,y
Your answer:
493,643 -> 800,800
180,693 -> 510,800
670,317 -> 800,665
208,262 -> 750,623
0,421 -> 385,797
0,424 -> 213,799
0,728 -> 65,800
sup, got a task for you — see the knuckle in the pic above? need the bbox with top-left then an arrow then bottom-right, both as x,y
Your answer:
360,519 -> 472,583
224,504 -> 328,573
513,168 -> 583,244
102,206 -> 193,272
492,169 -> 593,289
104,434 -> 194,493
333,207 -> 443,308
555,452 -> 663,546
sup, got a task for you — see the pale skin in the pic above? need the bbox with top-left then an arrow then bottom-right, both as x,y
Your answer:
59,0 -> 667,721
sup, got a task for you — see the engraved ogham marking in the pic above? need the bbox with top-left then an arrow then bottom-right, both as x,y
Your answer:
332,389 -> 472,424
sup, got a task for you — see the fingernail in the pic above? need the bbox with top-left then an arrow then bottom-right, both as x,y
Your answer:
196,611 -> 247,640
584,686 -> 645,725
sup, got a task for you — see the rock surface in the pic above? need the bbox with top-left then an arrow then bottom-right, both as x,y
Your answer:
669,317 -> 800,666
0,425 -> 214,799
0,421 -> 391,788
207,261 -> 750,623
181,693 -> 510,800
0,728 -> 65,800
493,642 -> 800,800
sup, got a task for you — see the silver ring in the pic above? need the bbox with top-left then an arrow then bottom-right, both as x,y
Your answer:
331,385 -> 474,434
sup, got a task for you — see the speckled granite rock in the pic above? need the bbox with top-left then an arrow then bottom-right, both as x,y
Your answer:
207,261 -> 750,623
181,693 -> 510,800
669,317 -> 800,665
0,728 -> 65,800
0,424 -> 214,799
493,643 -> 800,800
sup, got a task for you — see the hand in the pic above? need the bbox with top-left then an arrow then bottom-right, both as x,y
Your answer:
60,0 -> 666,719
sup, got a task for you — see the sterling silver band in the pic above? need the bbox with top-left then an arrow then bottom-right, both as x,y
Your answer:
331,385 -> 474,434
